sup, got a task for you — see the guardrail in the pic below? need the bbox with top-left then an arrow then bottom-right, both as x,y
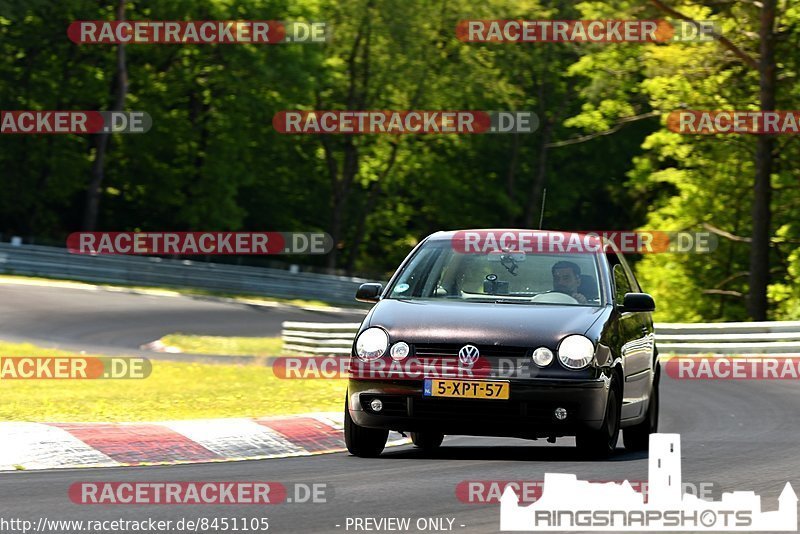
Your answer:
655,321 -> 800,354
0,243 -> 376,305
281,322 -> 361,354
281,320 -> 800,355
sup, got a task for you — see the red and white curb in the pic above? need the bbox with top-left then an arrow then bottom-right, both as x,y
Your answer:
0,412 -> 408,471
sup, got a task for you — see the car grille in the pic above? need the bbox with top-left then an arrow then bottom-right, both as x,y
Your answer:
412,343 -> 529,359
412,397 -> 563,422
361,394 -> 579,424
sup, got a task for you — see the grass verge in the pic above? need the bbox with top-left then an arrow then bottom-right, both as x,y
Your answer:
0,341 -> 346,422
159,334 -> 286,357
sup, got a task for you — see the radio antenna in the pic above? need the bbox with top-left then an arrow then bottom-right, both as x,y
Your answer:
538,188 -> 547,229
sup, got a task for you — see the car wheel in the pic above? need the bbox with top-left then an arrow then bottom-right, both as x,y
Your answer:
576,380 -> 621,458
344,395 -> 388,458
624,367 -> 660,451
410,431 -> 444,451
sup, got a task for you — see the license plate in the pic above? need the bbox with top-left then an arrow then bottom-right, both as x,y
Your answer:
423,379 -> 509,400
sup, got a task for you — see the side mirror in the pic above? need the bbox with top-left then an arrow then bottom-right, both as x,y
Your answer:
620,292 -> 655,313
355,283 -> 383,303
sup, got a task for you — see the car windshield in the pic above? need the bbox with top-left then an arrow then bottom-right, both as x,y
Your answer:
387,240 -> 603,306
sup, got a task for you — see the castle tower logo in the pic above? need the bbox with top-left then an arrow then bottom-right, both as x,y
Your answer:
500,434 -> 797,531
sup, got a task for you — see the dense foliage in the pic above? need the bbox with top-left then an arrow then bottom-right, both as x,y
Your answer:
1,0 -> 797,321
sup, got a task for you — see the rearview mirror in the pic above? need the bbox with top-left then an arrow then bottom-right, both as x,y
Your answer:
355,283 -> 383,303
487,251 -> 526,262
620,292 -> 655,313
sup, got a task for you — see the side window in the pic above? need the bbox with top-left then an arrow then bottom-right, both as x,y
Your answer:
613,264 -> 633,304
616,252 -> 642,293
393,248 -> 437,297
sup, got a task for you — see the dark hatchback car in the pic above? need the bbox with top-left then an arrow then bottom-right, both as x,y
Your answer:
344,230 -> 659,458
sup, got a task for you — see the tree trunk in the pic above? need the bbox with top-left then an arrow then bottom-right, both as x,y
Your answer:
325,138 -> 359,270
345,181 -> 381,275
83,0 -> 127,231
344,141 -> 401,275
748,0 -> 777,320
506,132 -> 521,224
327,195 -> 344,271
323,11 -> 371,271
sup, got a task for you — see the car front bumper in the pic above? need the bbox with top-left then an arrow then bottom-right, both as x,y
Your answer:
347,376 -> 611,438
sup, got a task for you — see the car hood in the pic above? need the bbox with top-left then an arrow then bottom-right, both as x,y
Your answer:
367,298 -> 609,348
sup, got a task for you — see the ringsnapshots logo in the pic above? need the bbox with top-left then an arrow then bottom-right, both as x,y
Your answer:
500,434 -> 798,531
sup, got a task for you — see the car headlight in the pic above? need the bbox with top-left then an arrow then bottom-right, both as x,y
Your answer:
532,347 -> 554,367
557,335 -> 595,369
355,328 -> 389,361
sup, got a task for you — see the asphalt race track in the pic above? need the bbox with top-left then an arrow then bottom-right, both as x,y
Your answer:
0,282 -> 366,355
1,375 -> 798,533
1,282 -> 798,533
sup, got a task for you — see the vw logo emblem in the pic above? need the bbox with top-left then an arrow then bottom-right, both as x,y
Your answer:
458,344 -> 480,366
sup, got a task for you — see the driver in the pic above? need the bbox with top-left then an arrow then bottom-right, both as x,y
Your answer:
551,261 -> 587,303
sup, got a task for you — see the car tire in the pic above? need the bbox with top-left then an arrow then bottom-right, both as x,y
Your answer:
344,396 -> 388,458
410,431 -> 444,451
624,366 -> 659,451
576,380 -> 621,458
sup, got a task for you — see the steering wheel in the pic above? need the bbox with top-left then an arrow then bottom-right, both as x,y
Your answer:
531,291 -> 579,304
